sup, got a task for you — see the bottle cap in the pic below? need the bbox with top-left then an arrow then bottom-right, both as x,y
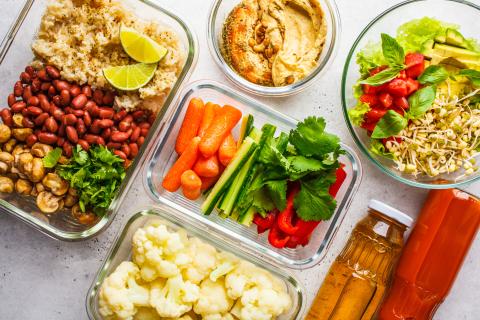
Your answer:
369,199 -> 413,227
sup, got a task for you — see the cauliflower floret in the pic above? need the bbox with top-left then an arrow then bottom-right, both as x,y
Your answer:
234,287 -> 291,320
181,238 -> 218,284
150,275 -> 200,318
193,278 -> 233,318
99,262 -> 150,320
133,307 -> 161,320
209,252 -> 240,282
132,224 -> 186,282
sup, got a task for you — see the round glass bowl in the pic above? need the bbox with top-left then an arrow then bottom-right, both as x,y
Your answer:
342,0 -> 480,189
207,0 -> 340,97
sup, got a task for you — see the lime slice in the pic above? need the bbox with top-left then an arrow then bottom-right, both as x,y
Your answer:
120,25 -> 168,63
103,63 -> 157,91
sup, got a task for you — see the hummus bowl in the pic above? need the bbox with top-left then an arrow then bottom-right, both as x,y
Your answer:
207,0 -> 340,96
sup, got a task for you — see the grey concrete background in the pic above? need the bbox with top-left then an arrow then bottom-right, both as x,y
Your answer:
0,0 -> 478,319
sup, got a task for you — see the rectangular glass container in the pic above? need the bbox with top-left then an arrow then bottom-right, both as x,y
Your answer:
144,80 -> 362,269
0,0 -> 198,241
86,208 -> 306,319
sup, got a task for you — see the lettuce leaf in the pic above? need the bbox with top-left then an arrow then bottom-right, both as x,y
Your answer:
348,102 -> 370,126
370,139 -> 395,159
356,40 -> 386,76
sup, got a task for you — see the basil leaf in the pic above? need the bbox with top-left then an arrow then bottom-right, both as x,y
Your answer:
459,69 -> 480,86
371,110 -> 408,139
407,86 -> 436,119
418,65 -> 449,85
359,67 -> 403,85
381,33 -> 405,67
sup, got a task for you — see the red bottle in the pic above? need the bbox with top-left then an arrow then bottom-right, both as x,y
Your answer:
379,189 -> 480,320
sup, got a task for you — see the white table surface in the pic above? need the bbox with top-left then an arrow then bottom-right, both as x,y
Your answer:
0,0 -> 478,319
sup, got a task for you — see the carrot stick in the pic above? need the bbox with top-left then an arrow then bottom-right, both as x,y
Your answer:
200,165 -> 224,191
193,155 -> 220,177
175,98 -> 204,155
163,137 -> 201,192
181,170 -> 202,200
218,133 -> 237,166
198,102 -> 220,138
199,105 -> 242,158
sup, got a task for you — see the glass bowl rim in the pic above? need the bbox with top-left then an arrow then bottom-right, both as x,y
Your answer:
341,0 -> 480,189
206,0 -> 341,97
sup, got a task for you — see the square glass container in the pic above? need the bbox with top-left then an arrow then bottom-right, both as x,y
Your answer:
145,80 -> 362,269
0,0 -> 198,241
86,208 -> 306,319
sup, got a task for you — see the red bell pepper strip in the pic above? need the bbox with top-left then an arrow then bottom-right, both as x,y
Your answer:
286,233 -> 311,248
329,165 -> 347,198
268,222 -> 290,249
253,212 -> 275,234
277,184 -> 301,235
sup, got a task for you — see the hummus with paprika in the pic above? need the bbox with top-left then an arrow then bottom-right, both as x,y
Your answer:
222,0 -> 327,87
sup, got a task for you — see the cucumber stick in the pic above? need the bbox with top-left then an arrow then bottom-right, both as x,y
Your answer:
201,137 -> 257,215
238,206 -> 256,226
237,114 -> 254,148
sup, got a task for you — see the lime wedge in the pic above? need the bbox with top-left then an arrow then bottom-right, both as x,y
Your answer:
103,63 -> 157,91
120,25 -> 168,63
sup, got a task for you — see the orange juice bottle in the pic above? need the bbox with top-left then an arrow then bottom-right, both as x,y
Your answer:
306,200 -> 412,320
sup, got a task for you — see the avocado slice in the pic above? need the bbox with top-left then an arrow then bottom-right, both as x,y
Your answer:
435,32 -> 447,44
445,28 -> 470,49
433,43 -> 480,60
421,39 -> 435,57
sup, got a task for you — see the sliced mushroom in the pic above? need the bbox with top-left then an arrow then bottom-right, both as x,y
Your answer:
12,145 -> 28,157
12,114 -> 23,127
15,152 -> 33,175
42,173 -> 69,196
12,128 -> 33,141
30,158 -> 46,182
36,182 -> 45,193
68,187 -> 77,197
64,194 -> 78,208
0,151 -> 14,174
0,124 -> 12,143
31,143 -> 53,158
72,204 -> 97,225
15,179 -> 33,195
36,191 -> 61,213
3,139 -> 17,153
0,176 -> 14,193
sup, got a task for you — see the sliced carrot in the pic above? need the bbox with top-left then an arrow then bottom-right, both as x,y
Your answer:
193,155 -> 220,178
198,102 -> 220,138
181,170 -> 202,200
218,133 -> 237,166
163,137 -> 201,192
175,98 -> 204,155
199,105 -> 242,158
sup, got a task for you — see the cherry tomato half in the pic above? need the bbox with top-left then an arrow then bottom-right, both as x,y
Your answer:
379,92 -> 393,109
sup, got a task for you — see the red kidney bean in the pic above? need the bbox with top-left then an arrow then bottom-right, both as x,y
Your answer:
34,113 -> 49,126
121,144 -> 131,158
84,134 -> 99,144
27,96 -> 39,107
47,86 -> 57,98
51,108 -> 64,121
76,119 -> 86,136
103,91 -> 115,106
111,130 -> 131,143
97,137 -> 106,146
63,142 -> 73,157
11,101 -> 26,113
84,101 -> 96,114
22,86 -> 33,101
113,149 -> 127,160
44,116 -> 58,133
90,121 -> 101,134
58,123 -> 66,137
14,81 -> 23,97
123,115 -> 133,123
1,109 -> 13,127
63,114 -> 77,126
45,66 -> 60,79
101,127 -> 111,140
113,109 -> 127,122
52,95 -> 61,106
138,122 -> 151,129
66,126 -> 78,143
81,85 -> 92,98
40,82 -> 51,92
148,113 -> 156,125
8,94 -> 16,107
118,120 -> 131,132
38,95 -> 50,112
21,108 -> 29,116
83,111 -> 92,127
137,136 -> 145,146
78,139 -> 89,151
64,107 -> 73,114
140,127 -> 149,137
22,117 -> 35,128
71,94 -> 87,109
71,109 -> 84,117
132,110 -> 145,120
129,126 -> 141,142
98,119 -> 114,129
37,69 -> 50,81
31,79 -> 42,93
98,107 -> 114,119
60,89 -> 71,106
25,66 -> 36,77
20,72 -> 31,84
129,143 -> 139,158
93,90 -> 104,105
53,80 -> 69,92
107,142 -> 121,149
70,85 -> 81,97
26,134 -> 38,147
26,106 -> 43,117
38,132 -> 58,144
57,137 -> 65,147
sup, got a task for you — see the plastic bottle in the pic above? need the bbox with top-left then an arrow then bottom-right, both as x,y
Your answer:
306,200 -> 412,320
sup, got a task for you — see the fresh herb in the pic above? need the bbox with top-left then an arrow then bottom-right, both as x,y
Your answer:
381,33 -> 405,67
294,172 -> 337,221
459,69 -> 480,86
407,86 -> 437,119
42,148 -> 62,168
348,102 -> 370,126
57,145 -> 125,215
370,139 -> 395,159
359,66 -> 404,86
418,65 -> 449,85
372,110 -> 408,139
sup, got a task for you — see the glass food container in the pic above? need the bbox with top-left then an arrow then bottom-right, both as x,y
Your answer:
207,0 -> 340,97
86,208 -> 306,320
0,0 -> 198,241
341,0 -> 480,189
144,80 -> 362,269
